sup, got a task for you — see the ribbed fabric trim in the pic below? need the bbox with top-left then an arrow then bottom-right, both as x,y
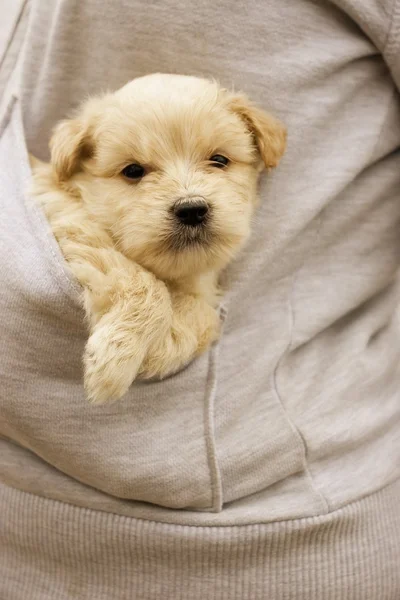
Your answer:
1,479 -> 399,600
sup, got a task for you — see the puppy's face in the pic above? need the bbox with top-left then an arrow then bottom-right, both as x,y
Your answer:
51,74 -> 286,280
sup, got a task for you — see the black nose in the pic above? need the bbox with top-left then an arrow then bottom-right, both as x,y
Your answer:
174,200 -> 209,226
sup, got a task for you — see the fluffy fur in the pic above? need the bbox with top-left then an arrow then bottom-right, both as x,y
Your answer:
30,74 -> 286,403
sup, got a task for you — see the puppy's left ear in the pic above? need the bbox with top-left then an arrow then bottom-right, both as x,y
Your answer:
49,95 -> 107,182
50,118 -> 92,182
228,94 -> 287,168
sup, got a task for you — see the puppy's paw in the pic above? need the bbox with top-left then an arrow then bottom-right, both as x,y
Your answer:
83,323 -> 146,404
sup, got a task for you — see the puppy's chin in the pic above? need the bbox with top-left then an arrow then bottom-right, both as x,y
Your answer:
126,230 -> 246,282
167,223 -> 211,252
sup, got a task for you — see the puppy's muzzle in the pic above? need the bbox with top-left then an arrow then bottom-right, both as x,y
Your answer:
173,197 -> 209,227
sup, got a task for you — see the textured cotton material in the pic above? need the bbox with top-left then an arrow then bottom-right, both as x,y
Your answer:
1,0 -> 400,598
1,479 -> 400,600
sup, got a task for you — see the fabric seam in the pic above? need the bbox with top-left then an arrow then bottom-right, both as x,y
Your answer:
271,273 -> 331,514
201,325 -> 225,512
0,476 -> 398,530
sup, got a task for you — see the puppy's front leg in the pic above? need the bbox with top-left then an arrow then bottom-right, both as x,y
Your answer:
70,248 -> 172,403
49,236 -> 171,403
83,283 -> 171,403
140,290 -> 221,380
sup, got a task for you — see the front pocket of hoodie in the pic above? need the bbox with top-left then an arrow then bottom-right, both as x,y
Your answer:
0,96 -> 222,512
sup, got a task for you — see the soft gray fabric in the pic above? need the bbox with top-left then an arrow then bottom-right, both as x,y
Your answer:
0,0 -> 400,597
1,478 -> 400,600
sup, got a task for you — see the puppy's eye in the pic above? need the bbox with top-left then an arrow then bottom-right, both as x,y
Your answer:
121,164 -> 145,179
209,154 -> 229,168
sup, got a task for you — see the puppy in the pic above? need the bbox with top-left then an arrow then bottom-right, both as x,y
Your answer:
30,74 -> 286,403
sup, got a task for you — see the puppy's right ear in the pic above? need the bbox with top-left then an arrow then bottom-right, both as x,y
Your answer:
50,117 -> 93,182
227,93 -> 287,169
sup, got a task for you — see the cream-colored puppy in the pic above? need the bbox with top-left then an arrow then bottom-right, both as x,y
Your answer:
31,74 -> 286,403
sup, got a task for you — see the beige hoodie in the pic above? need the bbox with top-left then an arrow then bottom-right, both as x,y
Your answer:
0,1 -> 399,597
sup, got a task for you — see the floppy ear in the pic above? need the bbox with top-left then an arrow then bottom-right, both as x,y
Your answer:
228,94 -> 287,168
49,117 -> 93,182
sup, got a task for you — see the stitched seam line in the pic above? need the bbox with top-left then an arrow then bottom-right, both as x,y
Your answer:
271,272 -> 330,514
0,475 -> 398,529
201,312 -> 226,513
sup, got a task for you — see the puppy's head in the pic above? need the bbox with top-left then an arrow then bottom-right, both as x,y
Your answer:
50,74 -> 286,280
